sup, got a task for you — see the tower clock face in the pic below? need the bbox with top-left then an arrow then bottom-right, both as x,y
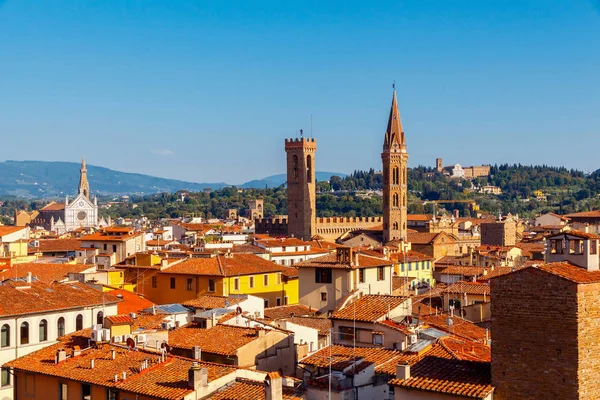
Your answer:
77,211 -> 87,221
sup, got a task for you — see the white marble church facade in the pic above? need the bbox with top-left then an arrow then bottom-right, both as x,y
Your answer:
47,158 -> 106,233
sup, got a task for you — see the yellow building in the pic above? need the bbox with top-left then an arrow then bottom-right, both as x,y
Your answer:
121,253 -> 299,308
0,226 -> 37,266
390,250 -> 435,287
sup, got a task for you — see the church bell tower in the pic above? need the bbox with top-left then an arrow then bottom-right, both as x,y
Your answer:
285,134 -> 316,240
78,156 -> 90,198
382,88 -> 408,243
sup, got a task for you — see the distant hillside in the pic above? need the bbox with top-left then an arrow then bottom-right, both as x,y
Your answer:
0,160 -> 346,198
240,171 -> 346,189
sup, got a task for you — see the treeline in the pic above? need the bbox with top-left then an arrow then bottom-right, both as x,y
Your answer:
1,165 -> 599,223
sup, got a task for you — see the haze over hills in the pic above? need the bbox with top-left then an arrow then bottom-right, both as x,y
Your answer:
0,160 -> 346,198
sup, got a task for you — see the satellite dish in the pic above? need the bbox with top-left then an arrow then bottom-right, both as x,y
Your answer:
236,306 -> 243,315
446,317 -> 454,327
224,299 -> 230,307
406,316 -> 413,325
126,337 -> 136,349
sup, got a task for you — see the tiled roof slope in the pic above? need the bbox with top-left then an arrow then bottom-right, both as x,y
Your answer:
182,295 -> 244,310
389,357 -> 493,399
282,316 -> 331,336
0,281 -> 120,317
331,295 -> 408,322
106,289 -> 154,314
168,324 -> 267,356
207,378 -> 303,400
6,335 -> 236,400
3,262 -> 93,283
294,253 -> 392,269
444,282 -> 490,296
264,304 -> 316,319
164,254 -> 284,276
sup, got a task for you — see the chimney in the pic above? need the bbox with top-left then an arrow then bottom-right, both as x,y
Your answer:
111,349 -> 116,360
71,346 -> 81,358
353,252 -> 359,267
211,312 -> 217,327
90,359 -> 95,369
152,304 -> 157,315
161,259 -> 169,269
453,209 -> 460,219
265,371 -> 283,400
187,363 -> 208,390
396,363 -> 410,380
257,328 -> 266,338
193,346 -> 201,360
26,272 -> 32,283
55,349 -> 67,364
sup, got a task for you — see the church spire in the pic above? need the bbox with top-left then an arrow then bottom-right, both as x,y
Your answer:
383,86 -> 406,151
78,156 -> 90,198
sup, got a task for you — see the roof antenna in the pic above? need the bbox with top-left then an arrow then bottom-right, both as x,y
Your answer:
393,80 -> 396,91
310,114 -> 313,139
300,129 -> 303,137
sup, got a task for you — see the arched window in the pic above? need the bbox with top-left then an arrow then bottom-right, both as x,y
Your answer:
76,314 -> 83,331
393,193 -> 399,207
292,155 -> 299,181
96,311 -> 104,326
1,324 -> 9,347
306,155 -> 312,183
393,167 -> 399,185
403,194 -> 406,207
20,322 -> 29,345
57,317 -> 65,338
393,222 -> 399,231
39,320 -> 48,342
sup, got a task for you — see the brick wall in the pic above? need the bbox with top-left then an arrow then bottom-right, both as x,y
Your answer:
491,268 -> 580,399
577,282 -> 600,397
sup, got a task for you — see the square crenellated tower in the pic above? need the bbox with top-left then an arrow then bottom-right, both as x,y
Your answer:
285,137 -> 316,240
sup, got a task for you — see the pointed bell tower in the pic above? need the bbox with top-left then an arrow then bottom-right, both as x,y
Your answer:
382,87 -> 408,243
78,156 -> 90,198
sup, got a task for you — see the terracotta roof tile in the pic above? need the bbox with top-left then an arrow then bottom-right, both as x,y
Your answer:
106,315 -> 134,324
208,378 -> 304,400
6,335 -> 236,400
182,295 -> 245,310
0,226 -> 27,237
168,324 -> 268,356
564,210 -> 600,218
421,314 -> 488,343
301,343 -> 455,375
106,289 -> 154,315
264,304 -> 316,319
36,238 -> 82,253
279,316 -> 331,335
4,262 -> 93,283
0,281 -> 120,318
389,357 -> 493,399
331,295 -> 408,323
40,202 -> 66,211
294,253 -> 392,270
444,282 -> 490,296
517,262 -> 600,284
164,254 -> 285,276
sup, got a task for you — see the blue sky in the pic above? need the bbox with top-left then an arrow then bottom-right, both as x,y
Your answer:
1,1 -> 599,184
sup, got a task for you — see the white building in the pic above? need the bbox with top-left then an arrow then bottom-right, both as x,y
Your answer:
0,279 -> 119,400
